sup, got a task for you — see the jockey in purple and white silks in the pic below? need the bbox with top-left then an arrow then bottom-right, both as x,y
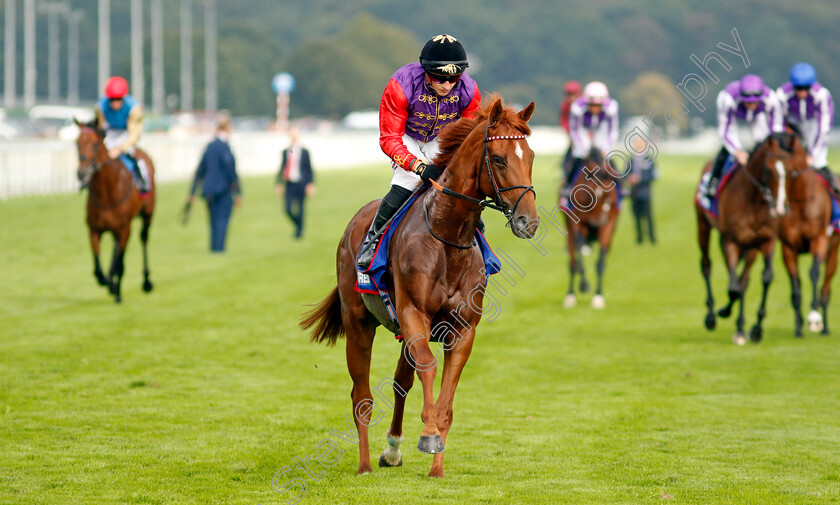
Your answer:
777,62 -> 838,195
564,81 -> 619,195
706,74 -> 784,198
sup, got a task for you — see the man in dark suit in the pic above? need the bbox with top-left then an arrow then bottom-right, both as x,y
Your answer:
189,114 -> 241,252
275,128 -> 315,239
628,136 -> 658,245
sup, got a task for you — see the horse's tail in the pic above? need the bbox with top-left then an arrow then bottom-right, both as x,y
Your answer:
300,286 -> 345,346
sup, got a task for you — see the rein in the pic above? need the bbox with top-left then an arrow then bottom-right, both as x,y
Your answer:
426,119 -> 535,248
80,127 -> 135,210
743,151 -> 794,209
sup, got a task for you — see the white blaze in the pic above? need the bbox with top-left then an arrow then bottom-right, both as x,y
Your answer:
775,160 -> 786,216
515,141 -> 523,160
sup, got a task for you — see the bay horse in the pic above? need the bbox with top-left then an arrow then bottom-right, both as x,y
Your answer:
777,128 -> 839,336
75,120 -> 156,303
696,133 -> 796,344
301,96 -> 539,478
561,148 -> 621,309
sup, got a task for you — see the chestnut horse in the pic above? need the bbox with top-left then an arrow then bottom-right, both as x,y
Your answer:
696,133 -> 797,344
561,148 -> 621,309
777,130 -> 839,336
301,97 -> 539,478
75,121 -> 155,303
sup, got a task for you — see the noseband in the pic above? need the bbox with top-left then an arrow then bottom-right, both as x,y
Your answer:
427,119 -> 536,248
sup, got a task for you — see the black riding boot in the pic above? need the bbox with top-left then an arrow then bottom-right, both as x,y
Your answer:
706,147 -> 730,199
126,154 -> 149,192
816,166 -> 840,199
357,185 -> 413,269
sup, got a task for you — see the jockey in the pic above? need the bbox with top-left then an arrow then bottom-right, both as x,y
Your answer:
776,62 -> 838,195
706,74 -> 783,199
564,81 -> 619,196
357,34 -> 481,269
96,76 -> 150,192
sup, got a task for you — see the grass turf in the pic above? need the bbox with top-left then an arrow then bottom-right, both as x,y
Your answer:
1,153 -> 839,504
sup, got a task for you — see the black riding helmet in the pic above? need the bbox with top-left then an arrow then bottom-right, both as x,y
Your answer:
419,34 -> 469,78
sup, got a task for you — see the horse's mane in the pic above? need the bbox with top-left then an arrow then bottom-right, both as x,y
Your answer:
434,93 -> 532,169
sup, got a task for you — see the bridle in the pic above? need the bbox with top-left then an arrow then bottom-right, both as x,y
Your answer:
426,119 -> 536,248
78,126 -> 134,210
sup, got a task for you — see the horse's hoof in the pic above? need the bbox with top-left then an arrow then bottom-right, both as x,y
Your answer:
718,307 -> 732,318
704,313 -> 716,330
591,295 -> 605,309
807,310 -> 824,333
821,328 -> 830,336
417,435 -> 444,454
732,333 -> 746,346
143,280 -> 154,292
428,468 -> 445,478
563,294 -> 577,308
749,325 -> 763,343
95,275 -> 108,287
357,464 -> 372,475
378,453 -> 402,468
580,280 -> 590,293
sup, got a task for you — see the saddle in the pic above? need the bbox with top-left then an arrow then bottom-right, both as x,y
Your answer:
355,185 -> 501,340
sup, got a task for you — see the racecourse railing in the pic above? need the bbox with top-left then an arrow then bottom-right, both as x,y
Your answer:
0,128 -> 571,200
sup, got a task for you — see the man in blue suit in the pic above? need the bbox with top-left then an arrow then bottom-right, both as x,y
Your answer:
275,128 -> 315,239
189,114 -> 241,252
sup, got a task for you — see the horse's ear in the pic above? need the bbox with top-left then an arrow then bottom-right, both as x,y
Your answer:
517,102 -> 535,123
489,98 -> 504,126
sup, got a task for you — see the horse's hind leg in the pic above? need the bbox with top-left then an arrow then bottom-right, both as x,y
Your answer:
429,329 -> 476,478
89,229 -> 108,287
378,345 -> 415,468
140,213 -> 154,292
749,243 -> 775,343
782,246 -> 804,337
697,210 -> 716,329
344,318 -> 377,474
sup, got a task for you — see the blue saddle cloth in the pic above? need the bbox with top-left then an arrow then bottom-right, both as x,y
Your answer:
355,185 -> 501,336
815,173 -> 840,232
709,155 -> 739,216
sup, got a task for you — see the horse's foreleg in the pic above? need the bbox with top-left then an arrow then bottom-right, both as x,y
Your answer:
109,228 -> 131,303
733,249 -> 756,345
717,239 -> 740,320
89,229 -> 108,287
697,213 -> 716,329
592,221 -> 616,309
806,236 -> 828,333
429,329 -> 476,479
379,347 -> 416,469
750,243 -> 775,343
400,309 -> 442,455
576,231 -> 589,293
344,320 -> 376,475
140,213 -> 154,293
782,246 -> 803,337
564,233 -> 577,308
820,236 -> 839,335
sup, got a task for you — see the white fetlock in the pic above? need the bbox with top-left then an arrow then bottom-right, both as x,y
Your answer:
591,294 -> 605,309
732,333 -> 746,346
563,294 -> 577,308
807,310 -> 824,333
380,434 -> 404,466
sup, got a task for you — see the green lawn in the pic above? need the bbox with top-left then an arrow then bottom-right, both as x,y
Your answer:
1,152 -> 839,505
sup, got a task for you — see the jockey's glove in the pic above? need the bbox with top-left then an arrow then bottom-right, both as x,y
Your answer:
414,162 -> 442,182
